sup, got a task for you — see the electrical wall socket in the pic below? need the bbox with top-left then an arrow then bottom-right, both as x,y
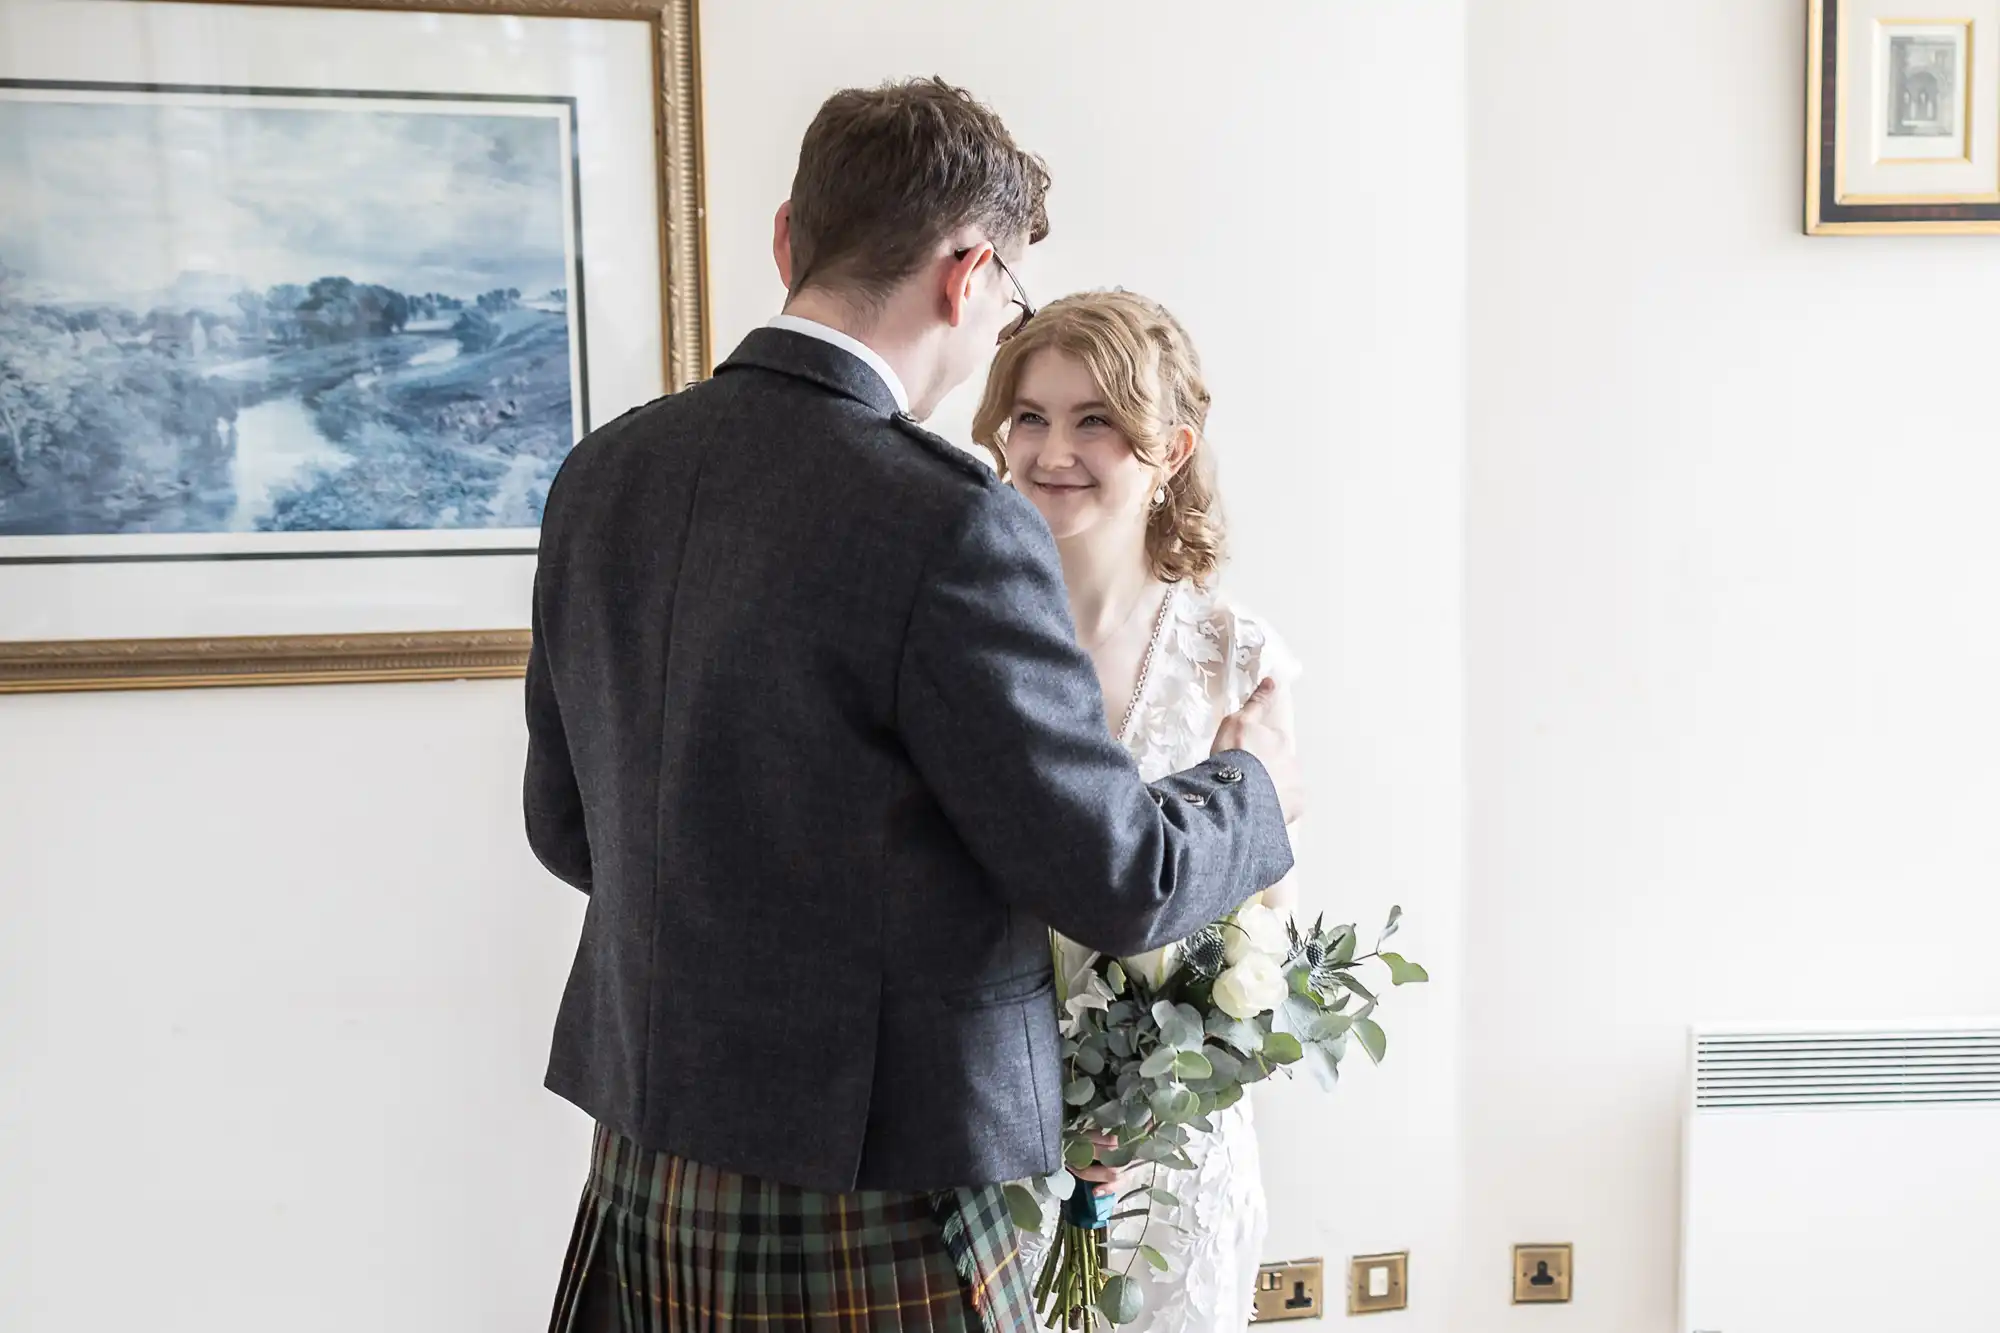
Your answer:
1254,1258 -> 1325,1321
1513,1243 -> 1573,1304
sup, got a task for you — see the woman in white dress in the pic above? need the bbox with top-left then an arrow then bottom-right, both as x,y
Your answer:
971,290 -> 1302,1332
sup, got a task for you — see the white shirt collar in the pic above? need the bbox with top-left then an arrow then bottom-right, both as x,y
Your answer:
765,314 -> 910,415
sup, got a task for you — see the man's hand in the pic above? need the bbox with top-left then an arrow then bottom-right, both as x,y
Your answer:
1211,676 -> 1305,825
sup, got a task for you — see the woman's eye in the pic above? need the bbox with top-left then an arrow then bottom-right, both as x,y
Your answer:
1015,411 -> 1047,427
1079,414 -> 1109,428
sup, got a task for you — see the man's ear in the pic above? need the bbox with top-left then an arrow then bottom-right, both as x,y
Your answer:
941,243 -> 990,329
772,201 -> 795,291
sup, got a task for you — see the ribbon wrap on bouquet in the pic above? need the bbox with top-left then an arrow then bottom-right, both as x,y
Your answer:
1062,1184 -> 1115,1231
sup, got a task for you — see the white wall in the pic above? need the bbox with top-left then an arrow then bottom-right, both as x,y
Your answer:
3,1 -> 1467,1329
0,683 -> 587,1330
1463,1 -> 2000,1328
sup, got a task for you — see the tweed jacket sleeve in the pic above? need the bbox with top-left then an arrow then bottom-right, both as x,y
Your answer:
524,558 -> 592,894
896,484 -> 1294,957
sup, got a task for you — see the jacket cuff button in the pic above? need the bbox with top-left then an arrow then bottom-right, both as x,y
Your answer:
1213,764 -> 1244,785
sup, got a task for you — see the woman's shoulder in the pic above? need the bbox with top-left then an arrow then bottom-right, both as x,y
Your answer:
1172,583 -> 1302,690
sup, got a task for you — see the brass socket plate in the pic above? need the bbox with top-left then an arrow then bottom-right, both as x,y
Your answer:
1513,1243 -> 1573,1303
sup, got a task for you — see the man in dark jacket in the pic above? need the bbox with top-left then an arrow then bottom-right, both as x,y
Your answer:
527,78 -> 1302,1333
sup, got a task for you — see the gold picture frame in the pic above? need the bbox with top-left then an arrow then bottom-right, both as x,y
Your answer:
1808,0 -> 2000,234
0,0 -> 708,693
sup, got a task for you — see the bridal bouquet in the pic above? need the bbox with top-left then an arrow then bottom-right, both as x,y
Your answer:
1006,903 -> 1426,1330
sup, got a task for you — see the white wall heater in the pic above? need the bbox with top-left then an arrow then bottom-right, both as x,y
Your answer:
1680,1021 -> 2000,1333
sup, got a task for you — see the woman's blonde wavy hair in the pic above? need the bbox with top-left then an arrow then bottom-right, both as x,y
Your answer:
970,289 -> 1224,587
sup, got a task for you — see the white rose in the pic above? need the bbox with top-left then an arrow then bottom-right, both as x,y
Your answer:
1223,903 -> 1290,965
1122,943 -> 1179,990
1212,953 -> 1288,1020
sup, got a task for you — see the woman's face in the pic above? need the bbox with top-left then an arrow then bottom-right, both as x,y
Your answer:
1001,349 -> 1159,544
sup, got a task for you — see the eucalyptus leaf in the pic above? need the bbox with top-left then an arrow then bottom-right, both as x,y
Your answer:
1288,966 -> 1314,997
1378,904 -> 1403,947
1218,1018 -> 1264,1057
1147,1187 -> 1182,1207
1141,1244 -> 1171,1272
1302,1040 -> 1341,1091
1135,1136 -> 1197,1168
1203,1047 -> 1244,1084
1262,1031 -> 1305,1064
1340,973 -> 1378,1004
1152,1003 -> 1201,1050
1310,1012 -> 1353,1041
1139,1047 -> 1180,1080
1075,1043 -> 1107,1075
1212,1083 -> 1245,1111
1187,1114 -> 1216,1133
1106,960 -> 1127,994
1063,1137 -> 1097,1171
1173,1050 -> 1213,1081
1330,928 -> 1358,968
1098,1274 -> 1145,1325
1354,1016 -> 1388,1065
1149,1084 -> 1199,1124
1063,1078 -> 1096,1106
1272,994 -> 1320,1039
1003,1183 -> 1042,1231
1043,1169 -> 1076,1201
1381,951 -> 1429,986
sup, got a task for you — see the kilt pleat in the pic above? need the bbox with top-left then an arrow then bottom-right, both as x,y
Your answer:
548,1126 -> 1037,1333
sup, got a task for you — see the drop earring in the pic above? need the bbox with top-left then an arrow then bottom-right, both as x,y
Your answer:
1152,485 -> 1168,508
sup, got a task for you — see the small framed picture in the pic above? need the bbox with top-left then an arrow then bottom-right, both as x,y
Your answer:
1808,1 -> 2000,233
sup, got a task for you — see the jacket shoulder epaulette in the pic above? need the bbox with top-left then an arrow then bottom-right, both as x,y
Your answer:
890,412 -> 997,486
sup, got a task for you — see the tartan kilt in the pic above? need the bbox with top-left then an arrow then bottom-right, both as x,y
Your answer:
549,1126 -> 1038,1333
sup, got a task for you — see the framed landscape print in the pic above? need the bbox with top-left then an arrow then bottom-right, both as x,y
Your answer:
1809,0 -> 2000,233
0,0 -> 706,691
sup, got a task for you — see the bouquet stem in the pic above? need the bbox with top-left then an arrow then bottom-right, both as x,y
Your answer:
1035,1189 -> 1114,1330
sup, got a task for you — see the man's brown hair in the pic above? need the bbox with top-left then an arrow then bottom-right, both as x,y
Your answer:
787,78 -> 1050,304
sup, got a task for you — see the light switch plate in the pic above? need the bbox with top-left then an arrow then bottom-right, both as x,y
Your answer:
1348,1251 -> 1409,1314
1512,1243 -> 1573,1304
1253,1258 -> 1324,1321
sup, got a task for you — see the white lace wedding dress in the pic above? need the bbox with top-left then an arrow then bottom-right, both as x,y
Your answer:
1023,582 -> 1301,1333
